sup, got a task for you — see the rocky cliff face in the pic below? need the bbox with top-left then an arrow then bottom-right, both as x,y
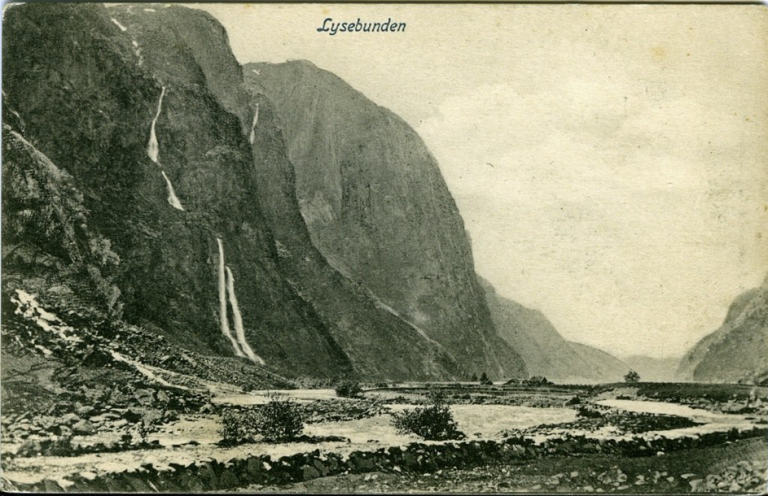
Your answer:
3,3 -> 351,378
3,4 -> 526,380
481,279 -> 630,383
245,61 -> 526,379
677,276 -> 768,384
244,93 -> 459,379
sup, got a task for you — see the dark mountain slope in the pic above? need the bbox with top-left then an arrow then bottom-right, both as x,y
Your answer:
244,94 -> 460,379
245,61 -> 526,379
481,279 -> 630,383
3,3 -> 351,377
677,276 -> 768,384
109,5 -> 252,131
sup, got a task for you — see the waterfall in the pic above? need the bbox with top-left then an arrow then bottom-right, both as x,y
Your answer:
217,238 -> 245,357
146,87 -> 185,211
248,104 -> 259,145
147,86 -> 165,164
110,18 -> 128,32
160,171 -> 185,211
226,266 -> 266,365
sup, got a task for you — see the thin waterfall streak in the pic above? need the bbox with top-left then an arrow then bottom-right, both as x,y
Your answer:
111,17 -> 128,32
225,266 -> 266,365
147,86 -> 165,164
217,238 -> 244,357
160,170 -> 185,211
248,104 -> 259,145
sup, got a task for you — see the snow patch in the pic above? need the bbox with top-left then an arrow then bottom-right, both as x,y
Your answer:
12,289 -> 82,344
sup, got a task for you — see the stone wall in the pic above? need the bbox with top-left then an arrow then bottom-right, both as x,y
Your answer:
13,427 -> 766,492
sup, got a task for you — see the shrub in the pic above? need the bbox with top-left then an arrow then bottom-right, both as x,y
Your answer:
290,376 -> 334,389
335,379 -> 362,398
479,372 -> 493,386
624,371 -> 640,383
525,376 -> 553,386
391,390 -> 465,441
220,395 -> 304,444
576,405 -> 604,419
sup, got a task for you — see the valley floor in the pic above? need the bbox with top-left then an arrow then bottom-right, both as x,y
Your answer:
2,381 -> 767,493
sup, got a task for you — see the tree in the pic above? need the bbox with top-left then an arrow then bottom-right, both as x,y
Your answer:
479,372 -> 493,386
624,370 -> 640,383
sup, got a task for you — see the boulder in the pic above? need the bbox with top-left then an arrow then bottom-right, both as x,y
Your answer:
72,420 -> 95,434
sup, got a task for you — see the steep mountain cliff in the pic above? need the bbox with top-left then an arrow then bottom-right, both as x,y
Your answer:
3,3 -> 351,378
244,92 -> 460,379
3,4 -> 523,381
481,279 -> 631,383
245,61 -> 527,379
677,276 -> 768,384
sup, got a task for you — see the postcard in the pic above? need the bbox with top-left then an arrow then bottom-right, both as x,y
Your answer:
1,1 -> 766,493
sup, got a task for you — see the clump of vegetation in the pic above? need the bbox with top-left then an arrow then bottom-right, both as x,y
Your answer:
525,376 -> 553,386
334,379 -> 363,398
576,405 -> 605,419
290,376 -> 335,389
624,370 -> 641,383
479,372 -> 493,386
220,394 -> 304,444
391,390 -> 465,441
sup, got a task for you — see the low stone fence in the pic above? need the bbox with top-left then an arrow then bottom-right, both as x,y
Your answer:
13,427 -> 766,492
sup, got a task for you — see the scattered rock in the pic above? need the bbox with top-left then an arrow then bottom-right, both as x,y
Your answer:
72,420 -> 95,435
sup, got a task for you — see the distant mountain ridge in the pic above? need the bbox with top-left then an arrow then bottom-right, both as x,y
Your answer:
480,279 -> 631,383
622,356 -> 679,382
677,275 -> 768,384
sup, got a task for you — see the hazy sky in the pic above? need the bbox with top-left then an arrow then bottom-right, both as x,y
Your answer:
194,3 -> 768,359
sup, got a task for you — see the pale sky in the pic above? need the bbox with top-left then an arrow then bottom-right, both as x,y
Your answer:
193,3 -> 768,359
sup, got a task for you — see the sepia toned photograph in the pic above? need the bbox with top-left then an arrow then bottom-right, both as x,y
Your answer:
1,1 -> 766,493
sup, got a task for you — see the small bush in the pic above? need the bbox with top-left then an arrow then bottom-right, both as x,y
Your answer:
479,372 -> 493,386
624,370 -> 640,383
290,376 -> 334,389
525,376 -> 553,386
220,395 -> 304,444
391,390 -> 465,441
576,405 -> 604,419
335,379 -> 362,398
